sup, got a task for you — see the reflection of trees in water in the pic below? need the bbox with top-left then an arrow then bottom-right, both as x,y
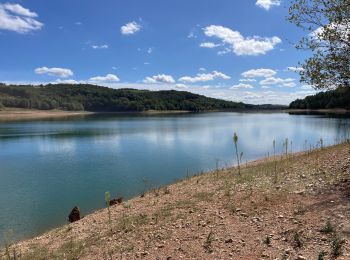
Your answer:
334,119 -> 350,143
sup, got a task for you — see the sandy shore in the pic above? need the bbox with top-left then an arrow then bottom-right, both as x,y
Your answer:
0,109 -> 94,121
1,142 -> 349,259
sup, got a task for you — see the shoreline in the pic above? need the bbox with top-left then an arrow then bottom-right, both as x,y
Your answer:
1,143 -> 349,259
285,108 -> 350,114
0,109 -> 95,121
0,108 -> 281,122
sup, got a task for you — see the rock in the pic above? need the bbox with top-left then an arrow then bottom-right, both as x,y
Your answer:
68,206 -> 80,223
109,197 -> 123,206
294,190 -> 305,195
297,255 -> 306,260
225,238 -> 233,243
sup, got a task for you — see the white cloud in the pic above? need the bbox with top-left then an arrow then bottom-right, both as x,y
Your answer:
199,42 -> 221,48
143,74 -> 175,84
203,25 -> 281,56
179,71 -> 230,83
300,85 -> 314,90
241,68 -> 277,78
230,83 -> 254,90
175,84 -> 188,89
287,66 -> 304,72
260,77 -> 296,87
0,3 -> 43,33
35,67 -> 73,78
2,3 -> 37,17
239,78 -> 257,82
91,44 -> 109,49
89,74 -> 120,82
187,31 -> 197,39
147,47 -> 154,54
256,0 -> 281,11
55,79 -> 80,84
121,21 -> 142,35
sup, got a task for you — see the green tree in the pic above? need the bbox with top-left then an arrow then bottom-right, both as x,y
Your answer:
288,0 -> 350,90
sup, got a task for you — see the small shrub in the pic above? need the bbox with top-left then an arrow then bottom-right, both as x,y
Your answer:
104,191 -> 112,230
320,220 -> 335,234
233,132 -> 241,176
203,231 -> 214,253
293,232 -> 303,248
331,234 -> 344,257
263,236 -> 271,246
317,251 -> 326,260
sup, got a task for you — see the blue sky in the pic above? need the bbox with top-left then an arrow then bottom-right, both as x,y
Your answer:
0,0 -> 316,104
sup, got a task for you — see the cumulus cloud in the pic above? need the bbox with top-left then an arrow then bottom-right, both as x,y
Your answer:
91,44 -> 109,49
89,74 -> 120,82
287,66 -> 304,72
143,74 -> 175,84
260,77 -> 296,87
230,83 -> 254,90
241,68 -> 277,78
199,42 -> 221,48
55,79 -> 80,84
256,0 -> 281,11
175,84 -> 188,89
121,21 -> 142,35
179,71 -> 230,83
239,78 -> 257,82
35,67 -> 73,78
203,25 -> 281,56
0,3 -> 43,33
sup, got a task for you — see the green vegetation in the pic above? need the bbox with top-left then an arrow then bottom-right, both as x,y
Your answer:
289,87 -> 350,109
0,83 -> 253,112
104,191 -> 112,231
233,132 -> 242,176
320,220 -> 335,234
288,0 -> 349,90
203,231 -> 214,253
331,234 -> 344,257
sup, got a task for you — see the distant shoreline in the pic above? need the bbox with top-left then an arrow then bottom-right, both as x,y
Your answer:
285,108 -> 350,114
0,108 -> 95,121
2,107 -> 349,121
0,108 -> 284,121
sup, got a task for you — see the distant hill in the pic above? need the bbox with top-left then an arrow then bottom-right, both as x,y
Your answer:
289,87 -> 350,110
0,83 -> 250,112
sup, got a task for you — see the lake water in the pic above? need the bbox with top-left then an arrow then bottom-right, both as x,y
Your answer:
1,112 -> 350,244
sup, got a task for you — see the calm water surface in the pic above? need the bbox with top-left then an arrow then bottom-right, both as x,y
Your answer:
0,112 -> 350,243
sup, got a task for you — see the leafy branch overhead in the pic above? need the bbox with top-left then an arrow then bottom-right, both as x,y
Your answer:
288,0 -> 350,89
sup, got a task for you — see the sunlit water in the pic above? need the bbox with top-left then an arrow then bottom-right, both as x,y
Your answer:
0,112 -> 350,244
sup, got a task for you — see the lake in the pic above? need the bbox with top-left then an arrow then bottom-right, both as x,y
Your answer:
0,112 -> 350,244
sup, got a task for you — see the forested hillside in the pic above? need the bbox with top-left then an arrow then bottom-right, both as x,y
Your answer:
289,87 -> 350,110
0,83 -> 248,112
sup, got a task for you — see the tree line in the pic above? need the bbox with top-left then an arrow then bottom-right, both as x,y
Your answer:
0,83 -> 249,112
289,87 -> 350,110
